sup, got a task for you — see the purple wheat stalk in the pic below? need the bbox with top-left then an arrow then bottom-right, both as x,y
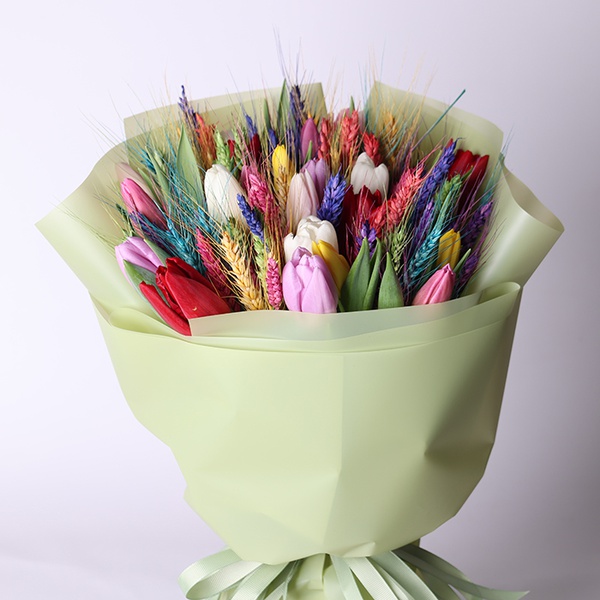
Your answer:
237,194 -> 264,241
357,221 -> 377,256
461,202 -> 493,251
412,140 -> 457,221
317,170 -> 346,227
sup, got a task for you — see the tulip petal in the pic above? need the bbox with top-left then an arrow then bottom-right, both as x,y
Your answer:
164,270 -> 230,319
412,264 -> 456,305
281,260 -> 305,312
140,282 -> 191,336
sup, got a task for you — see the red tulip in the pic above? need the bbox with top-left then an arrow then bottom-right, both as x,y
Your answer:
139,257 -> 230,335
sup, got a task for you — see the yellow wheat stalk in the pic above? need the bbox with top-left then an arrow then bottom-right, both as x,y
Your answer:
220,231 -> 269,311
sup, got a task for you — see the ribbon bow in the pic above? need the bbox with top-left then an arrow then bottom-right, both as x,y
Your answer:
179,544 -> 527,600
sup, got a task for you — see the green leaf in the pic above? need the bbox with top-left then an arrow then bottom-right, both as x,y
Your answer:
143,239 -> 170,264
378,252 -> 404,309
340,238 -> 371,312
148,149 -> 171,205
123,260 -> 157,291
177,127 -> 205,205
363,239 -> 384,310
263,98 -> 272,132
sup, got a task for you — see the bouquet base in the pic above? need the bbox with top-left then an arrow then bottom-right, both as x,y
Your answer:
179,545 -> 526,600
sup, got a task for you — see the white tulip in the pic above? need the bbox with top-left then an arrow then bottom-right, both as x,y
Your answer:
286,172 -> 319,233
204,164 -> 246,224
350,152 -> 389,198
283,216 -> 339,263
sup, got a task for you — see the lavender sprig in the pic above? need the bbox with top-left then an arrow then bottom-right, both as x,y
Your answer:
317,170 -> 347,227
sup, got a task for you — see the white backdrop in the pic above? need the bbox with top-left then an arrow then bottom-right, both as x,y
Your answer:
3,0 -> 599,598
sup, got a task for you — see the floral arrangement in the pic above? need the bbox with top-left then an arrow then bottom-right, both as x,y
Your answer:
113,82 -> 497,335
38,77 -> 563,600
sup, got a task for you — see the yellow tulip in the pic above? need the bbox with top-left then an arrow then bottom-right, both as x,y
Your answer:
436,229 -> 461,270
272,145 -> 292,178
312,240 -> 350,292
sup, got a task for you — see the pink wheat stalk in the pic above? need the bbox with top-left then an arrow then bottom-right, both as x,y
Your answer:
370,165 -> 424,235
363,132 -> 381,166
266,256 -> 283,309
196,229 -> 238,310
318,117 -> 332,163
340,110 -> 361,167
246,165 -> 269,213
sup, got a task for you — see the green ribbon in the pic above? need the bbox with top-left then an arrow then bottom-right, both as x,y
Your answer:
179,545 -> 527,600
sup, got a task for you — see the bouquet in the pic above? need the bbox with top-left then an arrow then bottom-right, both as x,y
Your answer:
38,77 -> 563,600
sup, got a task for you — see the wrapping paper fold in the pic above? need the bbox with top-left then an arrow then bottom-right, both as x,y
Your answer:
37,82 -> 563,565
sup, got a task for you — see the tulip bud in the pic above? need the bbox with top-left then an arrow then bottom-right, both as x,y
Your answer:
412,264 -> 455,305
204,164 -> 247,224
301,158 -> 329,200
350,152 -> 389,198
311,240 -> 350,292
140,257 -> 230,335
281,247 -> 338,314
286,172 -> 319,233
301,118 -> 319,161
283,216 -> 339,263
120,178 -> 167,231
436,229 -> 461,270
272,145 -> 292,179
116,236 -> 163,280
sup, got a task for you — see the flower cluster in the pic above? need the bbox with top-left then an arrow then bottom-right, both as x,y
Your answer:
114,82 -> 497,334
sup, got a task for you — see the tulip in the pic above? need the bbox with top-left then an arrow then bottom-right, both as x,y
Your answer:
286,172 -> 320,232
350,152 -> 389,198
436,229 -> 461,270
121,178 -> 167,231
283,216 -> 339,263
412,264 -> 455,305
301,117 -> 319,161
272,145 -> 293,179
204,164 -> 247,224
115,163 -> 154,198
281,247 -> 338,314
301,158 -> 329,200
115,237 -> 163,280
139,257 -> 230,335
311,240 -> 350,292
448,150 -> 489,211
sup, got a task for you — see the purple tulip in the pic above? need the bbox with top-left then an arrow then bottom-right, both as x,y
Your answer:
116,237 -> 163,279
282,247 -> 338,314
412,264 -> 456,305
121,178 -> 167,232
301,158 -> 329,200
301,117 -> 319,161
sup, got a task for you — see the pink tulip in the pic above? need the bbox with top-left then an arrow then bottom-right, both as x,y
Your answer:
121,178 -> 167,231
287,172 -> 319,233
282,247 -> 338,314
301,118 -> 319,161
301,158 -> 329,200
412,264 -> 455,305
115,237 -> 163,279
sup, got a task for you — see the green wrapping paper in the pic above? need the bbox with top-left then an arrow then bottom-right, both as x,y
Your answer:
37,83 -> 563,569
